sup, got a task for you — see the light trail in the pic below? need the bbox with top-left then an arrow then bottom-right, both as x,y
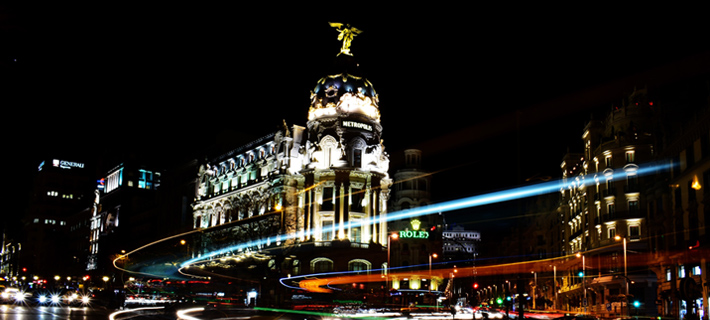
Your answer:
289,247 -> 709,293
180,161 -> 670,269
109,306 -> 165,320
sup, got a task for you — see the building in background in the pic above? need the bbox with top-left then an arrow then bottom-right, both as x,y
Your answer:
549,81 -> 710,319
12,158 -> 95,284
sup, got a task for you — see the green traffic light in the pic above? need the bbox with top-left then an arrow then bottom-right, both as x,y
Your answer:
496,298 -> 503,304
633,301 -> 640,308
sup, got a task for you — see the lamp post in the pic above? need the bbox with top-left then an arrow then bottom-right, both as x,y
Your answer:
531,271 -> 537,310
387,233 -> 398,290
553,265 -> 557,311
576,253 -> 586,313
615,235 -> 628,316
429,253 -> 438,292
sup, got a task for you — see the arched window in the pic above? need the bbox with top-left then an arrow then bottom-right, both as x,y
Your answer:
311,258 -> 334,273
348,259 -> 371,274
320,136 -> 338,168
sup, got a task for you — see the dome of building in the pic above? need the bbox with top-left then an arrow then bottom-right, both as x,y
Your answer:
308,72 -> 380,122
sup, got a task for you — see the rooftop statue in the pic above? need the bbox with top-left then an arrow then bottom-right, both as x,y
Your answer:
329,22 -> 362,56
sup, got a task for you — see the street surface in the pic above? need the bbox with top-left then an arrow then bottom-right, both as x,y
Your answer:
0,304 -> 112,320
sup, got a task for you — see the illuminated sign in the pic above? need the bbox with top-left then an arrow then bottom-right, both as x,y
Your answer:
53,159 -> 85,170
399,219 -> 429,238
399,230 -> 430,239
342,121 -> 372,131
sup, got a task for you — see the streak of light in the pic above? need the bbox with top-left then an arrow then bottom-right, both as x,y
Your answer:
176,307 -> 205,320
288,247 -> 709,293
180,162 -> 670,269
109,306 -> 165,320
254,306 -> 392,320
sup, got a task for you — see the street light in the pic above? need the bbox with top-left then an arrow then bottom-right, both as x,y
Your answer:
387,233 -> 398,289
429,253 -> 438,292
531,271 -> 537,310
576,253 -> 586,313
615,235 -> 629,316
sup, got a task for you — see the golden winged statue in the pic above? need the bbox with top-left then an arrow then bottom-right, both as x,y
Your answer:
329,22 -> 363,56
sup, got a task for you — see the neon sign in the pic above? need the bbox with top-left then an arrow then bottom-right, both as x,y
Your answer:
53,159 -> 85,170
399,230 -> 430,239
399,219 -> 429,238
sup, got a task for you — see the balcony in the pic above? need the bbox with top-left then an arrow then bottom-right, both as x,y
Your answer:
603,188 -> 617,198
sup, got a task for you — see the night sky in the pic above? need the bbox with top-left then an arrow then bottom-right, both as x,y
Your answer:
3,5 -> 710,236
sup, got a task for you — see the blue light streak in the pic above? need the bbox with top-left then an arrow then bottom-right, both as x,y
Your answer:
181,162 -> 669,269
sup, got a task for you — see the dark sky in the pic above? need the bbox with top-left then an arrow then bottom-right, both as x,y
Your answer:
3,5 -> 710,232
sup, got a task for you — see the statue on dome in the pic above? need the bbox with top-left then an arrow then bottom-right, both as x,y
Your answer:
329,22 -> 362,56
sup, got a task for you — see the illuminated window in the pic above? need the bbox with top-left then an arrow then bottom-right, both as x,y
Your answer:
605,156 -> 612,168
625,151 -> 635,163
679,266 -> 686,278
608,227 -> 616,239
666,268 -> 671,281
322,220 -> 333,240
692,266 -> 701,275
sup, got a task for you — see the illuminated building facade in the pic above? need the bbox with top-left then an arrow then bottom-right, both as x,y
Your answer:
188,39 -> 392,295
442,225 -> 480,263
557,88 -> 658,316
553,84 -> 710,318
87,160 -> 163,279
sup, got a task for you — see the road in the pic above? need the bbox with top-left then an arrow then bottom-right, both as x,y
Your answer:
0,304 -> 112,320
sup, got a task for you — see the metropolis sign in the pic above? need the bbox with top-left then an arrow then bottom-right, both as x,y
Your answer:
342,121 -> 373,131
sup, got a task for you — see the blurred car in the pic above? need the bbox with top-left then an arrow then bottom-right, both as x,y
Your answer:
1,287 -> 31,304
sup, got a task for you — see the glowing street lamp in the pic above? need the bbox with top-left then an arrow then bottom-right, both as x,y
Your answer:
429,253 -> 438,292
576,253 -> 587,312
615,235 -> 629,316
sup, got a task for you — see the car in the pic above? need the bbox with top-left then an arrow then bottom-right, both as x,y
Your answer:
1,288 -> 31,304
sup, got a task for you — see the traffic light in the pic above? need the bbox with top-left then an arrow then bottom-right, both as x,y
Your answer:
473,283 -> 479,289
496,298 -> 503,305
578,271 -> 584,277
633,301 -> 640,308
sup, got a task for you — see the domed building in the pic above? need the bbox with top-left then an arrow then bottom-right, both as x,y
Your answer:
187,25 -> 393,305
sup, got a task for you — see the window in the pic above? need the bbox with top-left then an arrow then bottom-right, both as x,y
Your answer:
607,203 -> 615,218
679,265 -> 686,278
350,226 -> 362,243
629,225 -> 640,239
629,201 -> 639,215
312,258 -> 333,273
348,259 -> 371,274
666,268 -> 672,281
605,156 -> 613,168
322,188 -> 334,211
692,266 -> 701,275
608,227 -> 616,239
625,151 -> 635,163
353,149 -> 362,168
322,220 -> 333,240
